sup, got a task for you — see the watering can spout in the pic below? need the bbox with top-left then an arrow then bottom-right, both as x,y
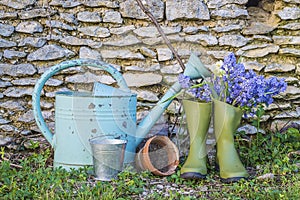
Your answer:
135,53 -> 211,145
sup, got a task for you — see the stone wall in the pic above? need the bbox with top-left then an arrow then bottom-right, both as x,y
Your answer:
0,0 -> 299,147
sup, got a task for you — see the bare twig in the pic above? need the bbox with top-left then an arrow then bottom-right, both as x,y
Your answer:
1,157 -> 23,169
135,0 -> 185,70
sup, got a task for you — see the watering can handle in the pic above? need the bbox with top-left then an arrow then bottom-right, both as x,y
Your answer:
32,59 -> 130,146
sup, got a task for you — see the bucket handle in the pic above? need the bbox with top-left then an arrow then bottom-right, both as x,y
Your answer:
32,59 -> 130,146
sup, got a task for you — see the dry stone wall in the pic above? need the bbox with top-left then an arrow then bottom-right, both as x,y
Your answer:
0,0 -> 299,147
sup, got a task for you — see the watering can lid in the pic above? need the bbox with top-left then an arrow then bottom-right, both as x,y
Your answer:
93,82 -> 135,97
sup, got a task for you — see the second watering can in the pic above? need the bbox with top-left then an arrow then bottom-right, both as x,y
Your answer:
32,56 -> 211,169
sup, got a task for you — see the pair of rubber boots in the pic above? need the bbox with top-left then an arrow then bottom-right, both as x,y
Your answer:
180,99 -> 249,183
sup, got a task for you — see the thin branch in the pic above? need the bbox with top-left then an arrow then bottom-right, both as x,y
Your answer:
1,157 -> 23,169
135,0 -> 185,70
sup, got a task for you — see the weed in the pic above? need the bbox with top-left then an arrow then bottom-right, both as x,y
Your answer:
0,128 -> 299,199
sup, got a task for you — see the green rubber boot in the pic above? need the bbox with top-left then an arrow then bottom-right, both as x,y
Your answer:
213,99 -> 249,183
180,100 -> 212,179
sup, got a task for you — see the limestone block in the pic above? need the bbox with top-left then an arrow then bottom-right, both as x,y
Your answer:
60,36 -> 102,48
0,38 -> 16,48
82,0 -> 119,8
282,86 -> 300,96
19,8 -> 57,19
177,49 -> 201,57
100,50 -> 145,60
16,21 -> 43,34
0,117 -> 10,125
49,0 -> 81,8
207,0 -> 248,8
277,7 -> 300,20
110,25 -> 135,35
237,124 -> 265,134
103,35 -> 141,46
265,63 -> 296,73
271,120 -> 300,131
123,73 -> 162,87
273,36 -> 300,45
27,44 -> 75,61
236,44 -> 279,58
132,89 -> 159,102
65,72 -> 115,85
133,26 -> 181,38
11,78 -> 63,86
279,48 -> 300,57
0,23 -> 14,37
157,48 -> 173,61
252,35 -> 272,42
139,47 -> 156,58
274,109 -> 300,119
45,88 -> 70,98
103,11 -> 123,24
242,22 -> 276,35
283,0 -> 300,3
0,125 -> 18,132
279,22 -> 300,30
79,47 -> 102,60
0,81 -> 11,88
161,64 -> 183,74
124,63 -> 160,72
46,20 -> 75,31
18,37 -> 46,48
3,87 -> 34,97
183,26 -> 209,34
78,26 -> 110,37
77,11 -> 102,22
0,0 -> 35,9
0,11 -> 17,19
166,0 -> 210,21
243,61 -> 265,72
120,0 -> 164,20
185,34 -> 218,46
207,50 -> 231,59
264,103 -> 291,111
213,25 -> 242,33
60,13 -> 78,25
3,50 -> 27,59
219,34 -> 249,47
142,37 -> 163,46
0,100 -> 25,111
18,110 -> 35,123
211,4 -> 248,19
0,63 -> 36,76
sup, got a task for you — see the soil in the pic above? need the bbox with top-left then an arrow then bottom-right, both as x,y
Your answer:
148,143 -> 170,173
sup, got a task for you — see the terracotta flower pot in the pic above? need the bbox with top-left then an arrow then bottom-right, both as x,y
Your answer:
135,136 -> 179,176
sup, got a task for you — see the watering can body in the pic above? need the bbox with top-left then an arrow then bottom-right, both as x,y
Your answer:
32,56 -> 211,170
54,90 -> 137,168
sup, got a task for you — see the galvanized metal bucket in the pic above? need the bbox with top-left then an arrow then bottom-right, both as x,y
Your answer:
89,136 -> 127,181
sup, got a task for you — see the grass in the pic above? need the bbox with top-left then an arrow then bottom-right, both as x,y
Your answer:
0,128 -> 299,199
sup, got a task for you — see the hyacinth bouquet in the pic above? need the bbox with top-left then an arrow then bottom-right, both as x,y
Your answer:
179,53 -> 287,182
179,52 -> 287,117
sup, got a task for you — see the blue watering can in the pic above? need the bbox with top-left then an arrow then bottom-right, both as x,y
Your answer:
32,55 -> 211,170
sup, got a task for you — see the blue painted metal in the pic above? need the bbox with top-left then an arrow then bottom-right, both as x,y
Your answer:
32,55 -> 210,169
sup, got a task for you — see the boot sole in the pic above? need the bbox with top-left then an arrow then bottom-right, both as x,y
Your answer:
215,163 -> 248,183
221,176 -> 248,183
180,172 -> 206,180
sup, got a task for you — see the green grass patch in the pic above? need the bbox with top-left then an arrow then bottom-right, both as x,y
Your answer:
0,128 -> 299,199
